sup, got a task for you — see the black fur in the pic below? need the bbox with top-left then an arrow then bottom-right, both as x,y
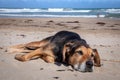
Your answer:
47,31 -> 88,62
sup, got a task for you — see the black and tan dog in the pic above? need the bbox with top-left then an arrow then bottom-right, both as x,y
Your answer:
9,31 -> 101,72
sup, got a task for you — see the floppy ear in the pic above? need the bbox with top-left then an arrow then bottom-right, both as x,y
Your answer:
62,43 -> 72,62
62,40 -> 81,63
93,49 -> 101,67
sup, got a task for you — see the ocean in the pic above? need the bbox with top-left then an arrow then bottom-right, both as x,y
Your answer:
0,8 -> 120,18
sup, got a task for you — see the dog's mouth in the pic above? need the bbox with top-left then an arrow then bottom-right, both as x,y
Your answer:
72,61 -> 93,72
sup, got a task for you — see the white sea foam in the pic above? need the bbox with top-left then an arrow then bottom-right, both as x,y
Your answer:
0,8 -> 46,13
0,8 -> 91,13
48,8 -> 91,12
48,8 -> 63,12
0,13 -> 105,18
106,9 -> 120,13
2,8 -> 120,13
0,8 -> 120,13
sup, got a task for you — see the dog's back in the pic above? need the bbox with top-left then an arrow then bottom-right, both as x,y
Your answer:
51,31 -> 81,45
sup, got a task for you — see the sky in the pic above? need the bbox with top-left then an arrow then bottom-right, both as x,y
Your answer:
0,0 -> 120,8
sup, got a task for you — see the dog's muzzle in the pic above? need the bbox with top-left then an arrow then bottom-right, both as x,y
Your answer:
73,60 -> 93,72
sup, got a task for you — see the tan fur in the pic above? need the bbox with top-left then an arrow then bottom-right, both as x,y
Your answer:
7,44 -> 32,53
68,46 -> 89,65
8,37 -> 101,67
14,43 -> 55,63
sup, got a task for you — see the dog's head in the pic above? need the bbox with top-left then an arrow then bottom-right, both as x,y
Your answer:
63,40 -> 101,72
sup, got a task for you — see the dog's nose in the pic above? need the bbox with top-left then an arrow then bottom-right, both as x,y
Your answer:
86,61 -> 93,68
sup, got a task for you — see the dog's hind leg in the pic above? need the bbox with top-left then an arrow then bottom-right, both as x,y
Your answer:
15,48 -> 43,61
7,44 -> 31,53
25,41 -> 47,50
7,40 -> 48,53
8,36 -> 53,53
25,36 -> 53,50
15,47 -> 55,63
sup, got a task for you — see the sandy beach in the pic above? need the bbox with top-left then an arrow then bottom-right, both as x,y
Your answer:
0,18 -> 120,80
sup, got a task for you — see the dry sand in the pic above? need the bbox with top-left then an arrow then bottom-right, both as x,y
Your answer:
0,18 -> 120,80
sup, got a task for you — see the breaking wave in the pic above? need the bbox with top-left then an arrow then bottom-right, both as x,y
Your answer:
0,8 -> 120,18
0,8 -> 92,13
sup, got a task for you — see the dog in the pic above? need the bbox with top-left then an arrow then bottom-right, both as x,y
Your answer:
9,31 -> 101,72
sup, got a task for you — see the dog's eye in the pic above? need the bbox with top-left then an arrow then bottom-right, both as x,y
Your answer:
76,51 -> 83,55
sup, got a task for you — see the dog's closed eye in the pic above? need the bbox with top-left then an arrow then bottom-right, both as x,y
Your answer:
75,51 -> 83,55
